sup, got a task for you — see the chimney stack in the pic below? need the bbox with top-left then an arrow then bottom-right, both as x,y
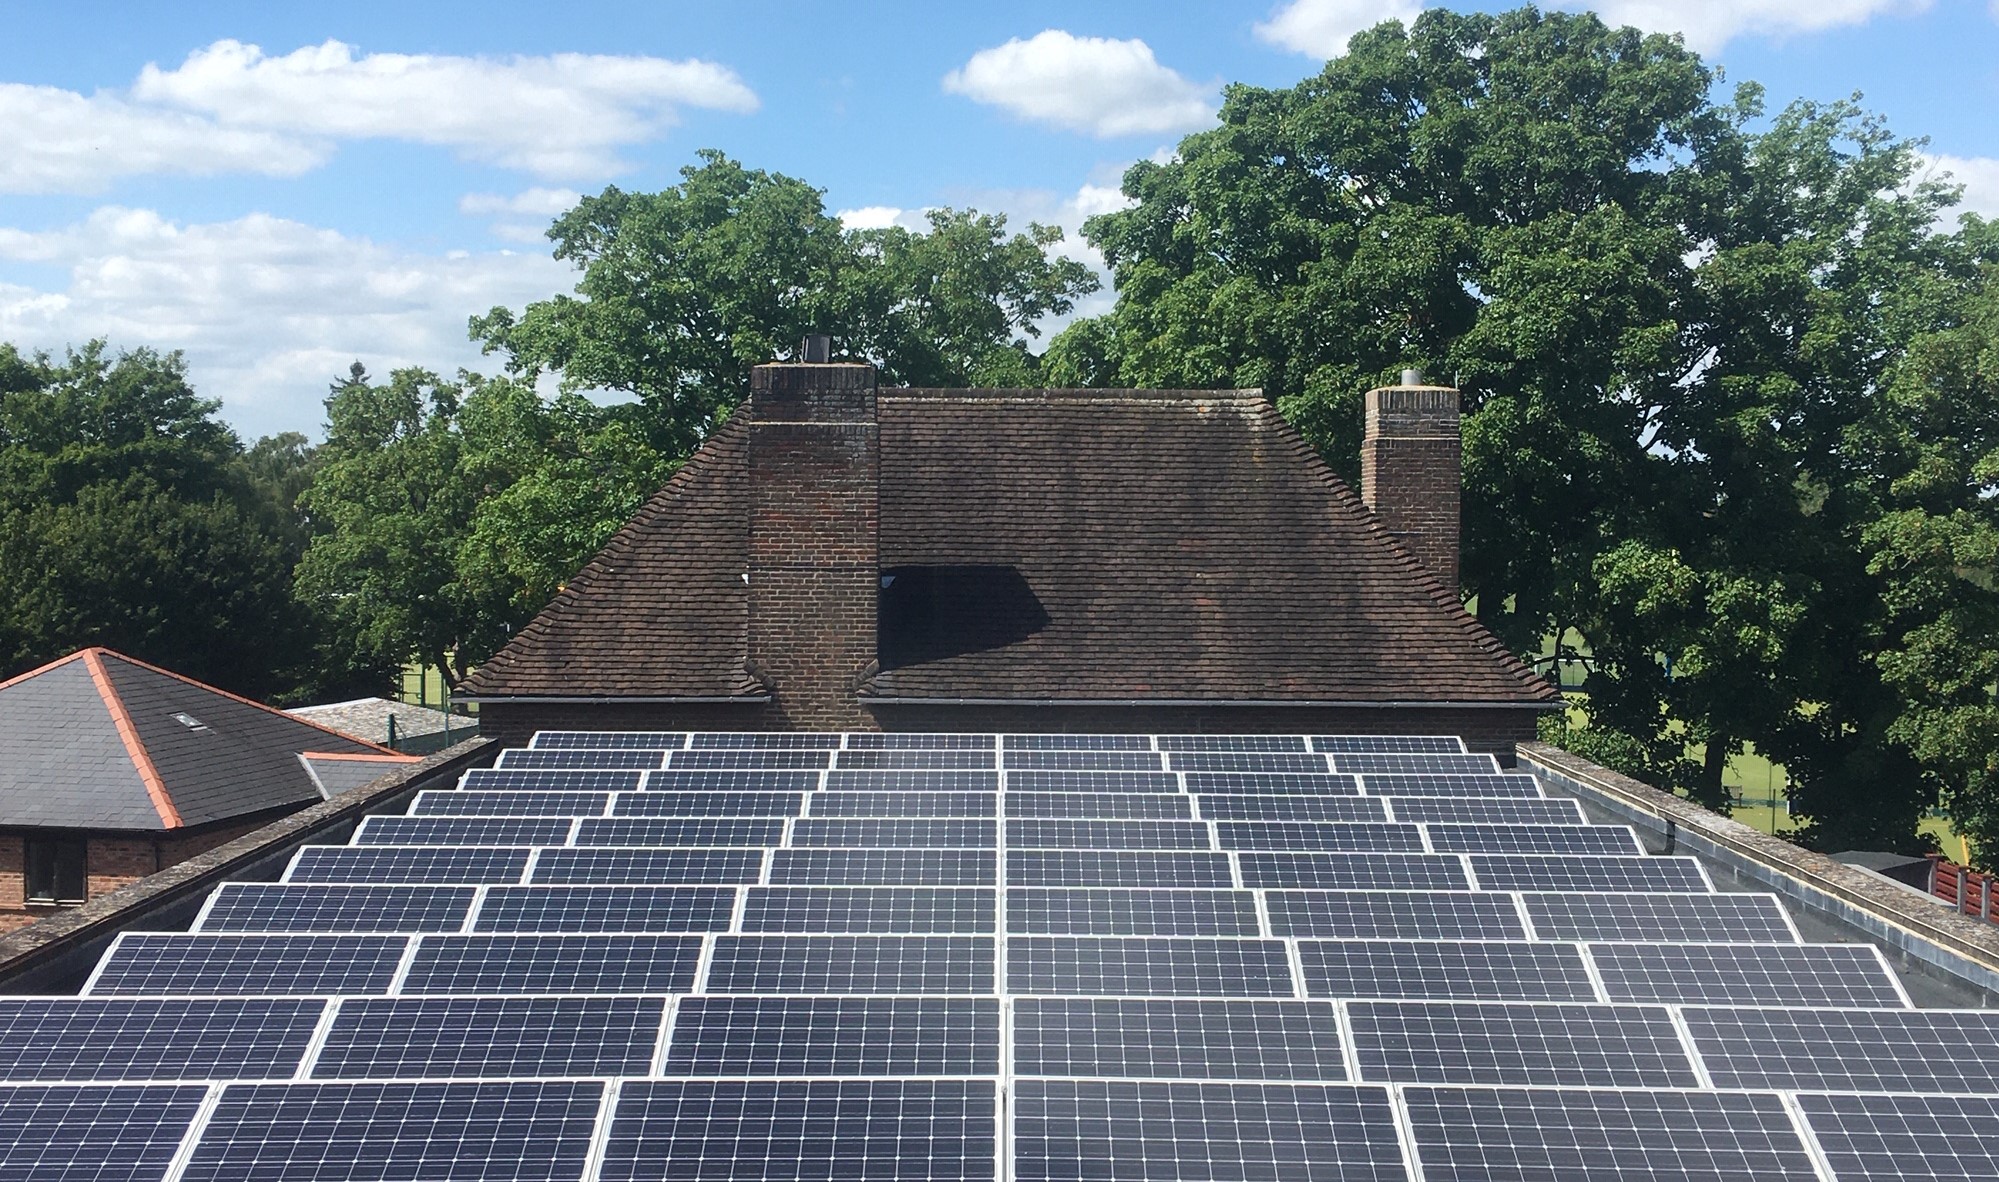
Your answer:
746,357 -> 879,728
1361,371 -> 1461,588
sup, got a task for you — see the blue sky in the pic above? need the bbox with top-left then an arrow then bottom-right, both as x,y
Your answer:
3,0 -> 1996,439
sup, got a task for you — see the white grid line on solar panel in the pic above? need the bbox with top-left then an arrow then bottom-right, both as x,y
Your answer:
529,731 -> 687,750
659,996 -> 1001,1076
601,1079 -> 997,1182
686,732 -> 843,749
738,887 -> 998,934
702,935 -> 997,993
180,1080 -> 603,1182
0,999 -> 326,1083
409,790 -> 612,818
1192,795 -> 1389,822
282,845 -> 532,885
822,769 -> 1001,791
1311,735 -> 1468,754
459,768 -> 645,792
1680,1006 -> 1999,1092
307,995 -> 666,1080
1585,943 -> 1909,1008
1215,821 -> 1427,853
1003,888 -> 1264,936
467,886 -> 738,934
1006,936 -> 1297,997
1014,1079 -> 1403,1182
1003,749 -> 1167,772
395,934 -> 705,994
1332,753 -> 1503,775
1379,796 -> 1587,824
1153,735 -> 1310,753
843,733 -> 999,749
1422,822 -> 1646,856
526,847 -> 765,886
787,818 -> 999,847
1354,773 -> 1544,797
641,769 -> 823,792
353,816 -> 577,847
1002,770 -> 1182,792
833,749 -> 997,770
766,848 -> 998,886
1262,891 -> 1528,940
1237,852 -> 1474,891
668,748 -> 830,770
1794,1091 -> 1999,1181
1401,1085 -> 1821,1181
571,817 -> 787,847
81,934 -> 410,996
1294,939 -> 1597,1002
609,790 -> 806,817
807,791 -> 998,817
1466,855 -> 1714,893
193,885 -> 476,933
1010,998 -> 1347,1081
1005,850 -> 1236,888
1005,819 -> 1215,850
1347,1000 -> 1701,1088
0,1083 -> 211,1182
1003,791 -> 1193,819
1182,771 -> 1362,795
1003,734 -> 1154,750
1168,751 -> 1334,774
495,749 -> 667,770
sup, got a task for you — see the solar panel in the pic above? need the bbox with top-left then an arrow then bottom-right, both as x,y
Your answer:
768,848 -> 996,886
530,847 -> 765,886
1521,892 -> 1799,943
461,768 -> 644,791
1681,1007 -> 1999,1091
1355,773 -> 1541,797
1006,937 -> 1295,997
1182,772 -> 1361,795
471,886 -> 737,933
740,887 -> 997,934
86,934 -> 407,996
704,935 -> 996,993
1005,750 -> 1165,771
1006,819 -> 1214,850
809,791 -> 997,817
1005,889 -> 1262,936
573,817 -> 785,846
1264,891 -> 1527,940
400,934 -> 702,994
1014,1079 -> 1404,1182
1403,1086 -> 1820,1182
1311,735 -> 1466,753
1193,795 -> 1388,822
1795,1092 -> 1999,1182
1005,792 -> 1193,819
1236,852 -> 1472,891
834,749 -> 996,770
612,791 -> 804,817
602,1080 -> 997,1182
688,732 -> 842,749
1589,942 -> 1907,1007
1215,821 -> 1424,852
662,996 -> 1001,1075
354,816 -> 575,847
284,845 -> 531,885
1467,855 -> 1712,893
196,884 -> 476,933
1006,851 -> 1234,888
1004,734 -> 1152,750
1168,751 -> 1330,774
645,770 -> 822,792
1425,822 -> 1645,855
788,818 -> 998,848
184,1081 -> 602,1182
496,748 -> 665,770
0,1084 -> 206,1182
1331,753 -> 1500,774
1155,735 -> 1309,752
670,749 -> 830,770
1004,770 -> 1181,792
845,733 -> 997,749
1012,999 -> 1346,1081
1346,1001 -> 1700,1087
313,996 -> 666,1079
533,730 -> 686,749
410,790 -> 610,817
0,998 -> 323,1081
1381,796 -> 1586,824
824,770 -> 1000,792
1296,939 -> 1597,1001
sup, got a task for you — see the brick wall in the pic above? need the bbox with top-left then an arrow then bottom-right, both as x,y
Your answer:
0,816 -> 275,932
1361,384 -> 1461,588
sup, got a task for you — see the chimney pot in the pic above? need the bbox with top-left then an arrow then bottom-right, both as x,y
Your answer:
1401,367 -> 1425,387
800,334 -> 833,363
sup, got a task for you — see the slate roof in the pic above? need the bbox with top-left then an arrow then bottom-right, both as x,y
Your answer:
462,389 -> 1555,706
0,649 -> 411,831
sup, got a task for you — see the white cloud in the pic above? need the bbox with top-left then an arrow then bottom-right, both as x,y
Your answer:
835,206 -> 923,231
0,207 -> 571,438
1556,0 -> 1929,53
460,188 -> 584,243
943,30 -> 1214,138
1922,154 -> 1999,222
0,83 -> 326,194
135,40 -> 758,178
1255,0 -> 1424,58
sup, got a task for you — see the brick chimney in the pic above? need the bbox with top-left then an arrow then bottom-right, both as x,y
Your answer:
1361,371 -> 1461,588
746,356 -> 879,729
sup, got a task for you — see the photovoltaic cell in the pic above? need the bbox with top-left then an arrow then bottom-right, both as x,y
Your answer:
0,998 -> 323,1082
87,934 -> 407,996
670,749 -> 829,770
1004,771 -> 1180,793
533,730 -> 685,749
1346,1001 -> 1699,1087
0,1084 -> 206,1182
183,1081 -> 602,1182
1467,855 -> 1711,893
530,848 -> 764,886
1312,736 -> 1465,754
788,818 -> 998,848
1012,999 -> 1346,1081
1589,942 -> 1906,1007
354,816 -> 574,847
400,934 -> 702,994
573,817 -> 785,847
768,848 -> 996,887
809,791 -> 997,817
313,995 -> 665,1079
1007,937 -> 1295,997
496,749 -> 665,770
197,884 -> 475,933
1425,823 -> 1644,856
1264,891 -> 1527,941
645,770 -> 821,792
1522,892 -> 1797,943
410,790 -> 609,817
1382,797 -> 1586,825
1006,888 -> 1260,937
705,935 -> 996,994
834,749 -> 995,770
663,996 -> 1001,1076
740,887 -> 997,934
461,769 -> 644,792
1005,750 -> 1165,772
602,1080 -> 997,1182
1796,1092 -> 1999,1182
1193,796 -> 1388,823
1168,752 -> 1330,774
1215,821 -> 1424,853
1007,851 -> 1234,889
1006,819 -> 1213,850
612,791 -> 804,817
845,733 -> 996,749
689,732 -> 842,749
284,845 -> 530,885
1237,853 -> 1472,891
1005,734 -> 1152,750
825,770 -> 1000,792
1355,773 -> 1541,798
1296,939 -> 1597,1001
471,886 -> 737,933
1182,772 -> 1360,795
1331,753 -> 1500,775
1155,735 -> 1308,753
1681,1007 -> 1999,1091
1005,792 -> 1192,819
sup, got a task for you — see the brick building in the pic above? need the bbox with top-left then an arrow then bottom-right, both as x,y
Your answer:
462,360 -> 1557,750
0,648 -> 412,929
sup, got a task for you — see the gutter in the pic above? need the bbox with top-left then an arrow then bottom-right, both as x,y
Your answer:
458,694 -> 772,705
860,695 -> 1557,709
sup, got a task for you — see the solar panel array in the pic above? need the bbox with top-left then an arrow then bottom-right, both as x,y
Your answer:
7,731 -> 1982,1181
